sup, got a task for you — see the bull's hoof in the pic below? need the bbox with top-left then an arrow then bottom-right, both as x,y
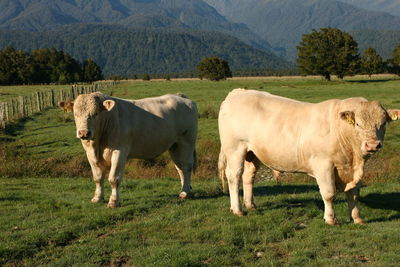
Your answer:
354,218 -> 366,225
107,202 -> 120,208
178,192 -> 188,199
230,209 -> 245,216
325,218 -> 338,225
245,203 -> 257,211
91,197 -> 104,203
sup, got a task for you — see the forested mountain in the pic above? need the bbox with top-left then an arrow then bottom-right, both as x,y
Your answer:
0,0 -> 273,52
339,0 -> 400,17
0,24 -> 290,75
351,30 -> 400,59
204,0 -> 400,60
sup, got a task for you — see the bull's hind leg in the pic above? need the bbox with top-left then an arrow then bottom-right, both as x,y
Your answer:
225,147 -> 247,216
107,150 -> 127,208
243,151 -> 258,210
169,142 -> 195,199
345,187 -> 365,225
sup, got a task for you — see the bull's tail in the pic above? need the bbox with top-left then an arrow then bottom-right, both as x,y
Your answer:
218,147 -> 227,193
192,149 -> 197,174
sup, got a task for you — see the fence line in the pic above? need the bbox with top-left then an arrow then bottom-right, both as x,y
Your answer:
0,81 -> 116,129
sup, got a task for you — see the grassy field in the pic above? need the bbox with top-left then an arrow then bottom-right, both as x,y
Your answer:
1,76 -> 400,266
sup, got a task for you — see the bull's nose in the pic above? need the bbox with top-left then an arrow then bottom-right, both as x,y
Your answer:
366,140 -> 382,152
78,130 -> 91,139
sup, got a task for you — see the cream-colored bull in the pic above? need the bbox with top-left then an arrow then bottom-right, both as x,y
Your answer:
66,92 -> 197,208
218,89 -> 400,224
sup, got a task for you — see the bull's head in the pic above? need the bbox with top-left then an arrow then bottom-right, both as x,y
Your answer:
340,101 -> 400,156
73,93 -> 115,140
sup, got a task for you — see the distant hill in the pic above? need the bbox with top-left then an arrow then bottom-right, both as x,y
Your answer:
339,0 -> 400,18
205,0 -> 400,60
0,0 -> 273,53
351,30 -> 400,59
0,24 -> 291,75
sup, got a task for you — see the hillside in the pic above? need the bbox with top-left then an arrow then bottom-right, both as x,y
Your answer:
351,30 -> 400,59
339,0 -> 400,17
205,0 -> 400,60
0,24 -> 290,75
0,0 -> 273,53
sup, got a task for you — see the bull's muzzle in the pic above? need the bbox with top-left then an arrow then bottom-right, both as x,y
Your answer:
77,129 -> 92,140
364,140 -> 382,153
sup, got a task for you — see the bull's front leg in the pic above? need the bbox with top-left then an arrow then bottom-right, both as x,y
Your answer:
314,165 -> 338,225
90,163 -> 106,203
345,186 -> 365,224
85,145 -> 106,203
344,161 -> 364,192
107,150 -> 127,208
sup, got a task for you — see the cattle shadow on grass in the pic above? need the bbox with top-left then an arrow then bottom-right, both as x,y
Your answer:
253,184 -> 319,197
359,192 -> 400,223
360,192 -> 400,212
347,79 -> 393,83
2,117 -> 33,136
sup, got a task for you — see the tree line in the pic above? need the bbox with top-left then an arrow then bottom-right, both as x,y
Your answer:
0,47 -> 103,85
297,28 -> 400,80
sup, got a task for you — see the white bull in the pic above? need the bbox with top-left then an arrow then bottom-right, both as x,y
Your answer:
63,92 -> 197,208
218,89 -> 400,224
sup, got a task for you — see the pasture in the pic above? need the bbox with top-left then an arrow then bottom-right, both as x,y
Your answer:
1,76 -> 400,266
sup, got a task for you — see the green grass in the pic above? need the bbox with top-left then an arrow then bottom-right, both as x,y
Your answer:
1,76 -> 400,265
1,178 -> 399,266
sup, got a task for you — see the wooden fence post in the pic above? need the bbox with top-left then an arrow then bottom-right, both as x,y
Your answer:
19,96 -> 25,118
51,90 -> 55,107
0,102 -> 5,128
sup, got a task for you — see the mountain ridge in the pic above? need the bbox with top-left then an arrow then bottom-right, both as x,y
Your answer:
0,0 -> 274,52
0,24 -> 291,75
204,0 -> 400,60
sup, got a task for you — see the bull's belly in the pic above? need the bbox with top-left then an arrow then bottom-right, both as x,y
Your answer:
251,146 -> 310,173
127,140 -> 174,159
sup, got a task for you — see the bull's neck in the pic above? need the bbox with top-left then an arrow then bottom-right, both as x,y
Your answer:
94,106 -> 119,145
335,124 -> 364,166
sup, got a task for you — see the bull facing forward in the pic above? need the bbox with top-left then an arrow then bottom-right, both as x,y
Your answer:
61,92 -> 197,208
218,89 -> 400,224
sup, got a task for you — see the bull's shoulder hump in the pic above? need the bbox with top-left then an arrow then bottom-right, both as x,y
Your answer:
341,97 -> 368,103
225,89 -> 304,105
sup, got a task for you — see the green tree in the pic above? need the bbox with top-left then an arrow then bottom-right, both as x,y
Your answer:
360,48 -> 383,77
0,47 -> 32,85
142,74 -> 151,81
31,48 -> 82,84
297,28 -> 359,80
197,56 -> 232,81
83,58 -> 104,83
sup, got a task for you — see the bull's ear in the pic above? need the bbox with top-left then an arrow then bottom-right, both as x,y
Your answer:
103,100 -> 115,111
340,111 -> 355,125
59,101 -> 65,108
387,109 -> 400,122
